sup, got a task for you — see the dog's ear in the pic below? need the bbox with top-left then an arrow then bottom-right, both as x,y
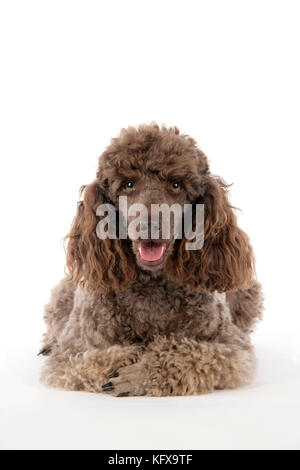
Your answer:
169,176 -> 255,292
65,181 -> 135,293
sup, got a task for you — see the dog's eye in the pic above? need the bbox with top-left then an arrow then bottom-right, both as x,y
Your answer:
170,181 -> 182,192
124,181 -> 134,191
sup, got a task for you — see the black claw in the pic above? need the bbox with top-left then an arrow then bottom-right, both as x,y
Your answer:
102,386 -> 114,392
117,392 -> 130,397
108,372 -> 119,379
102,382 -> 113,389
37,347 -> 52,357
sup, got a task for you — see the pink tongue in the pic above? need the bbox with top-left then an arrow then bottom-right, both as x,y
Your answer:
139,243 -> 165,262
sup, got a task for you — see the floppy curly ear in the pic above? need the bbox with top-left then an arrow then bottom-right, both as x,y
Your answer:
65,181 -> 135,293
170,176 -> 255,292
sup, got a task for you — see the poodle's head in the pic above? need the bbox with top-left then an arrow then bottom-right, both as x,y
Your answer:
66,124 -> 254,293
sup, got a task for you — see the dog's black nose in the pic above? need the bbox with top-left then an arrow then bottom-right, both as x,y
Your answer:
139,217 -> 160,238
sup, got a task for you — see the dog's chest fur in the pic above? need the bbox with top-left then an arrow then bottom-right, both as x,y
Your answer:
76,273 -> 231,349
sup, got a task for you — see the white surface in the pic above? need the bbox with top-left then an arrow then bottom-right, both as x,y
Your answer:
1,0 -> 300,450
1,339 -> 300,450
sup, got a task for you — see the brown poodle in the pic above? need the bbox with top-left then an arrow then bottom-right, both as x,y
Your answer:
40,124 -> 263,397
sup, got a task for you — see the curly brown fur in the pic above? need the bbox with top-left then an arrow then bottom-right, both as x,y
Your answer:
40,124 -> 263,397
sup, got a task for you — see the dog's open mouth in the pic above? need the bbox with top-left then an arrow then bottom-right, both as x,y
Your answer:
137,241 -> 167,266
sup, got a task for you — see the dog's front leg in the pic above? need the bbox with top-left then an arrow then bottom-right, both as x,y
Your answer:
40,344 -> 144,393
103,335 -> 256,397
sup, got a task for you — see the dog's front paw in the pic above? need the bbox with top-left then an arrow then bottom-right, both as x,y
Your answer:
102,362 -> 147,397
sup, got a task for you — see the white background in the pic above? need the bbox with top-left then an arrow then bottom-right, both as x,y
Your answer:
0,0 -> 300,450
